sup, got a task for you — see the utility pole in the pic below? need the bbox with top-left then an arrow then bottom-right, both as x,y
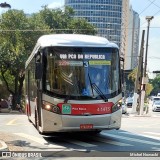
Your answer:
140,16 -> 154,115
132,30 -> 145,113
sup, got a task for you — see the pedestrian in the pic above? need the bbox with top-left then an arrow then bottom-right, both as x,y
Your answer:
0,99 -> 1,112
8,94 -> 13,109
16,103 -> 23,113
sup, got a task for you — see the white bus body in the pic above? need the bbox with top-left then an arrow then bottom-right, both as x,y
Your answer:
25,34 -> 122,134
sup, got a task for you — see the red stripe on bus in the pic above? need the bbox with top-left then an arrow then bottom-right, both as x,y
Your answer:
57,102 -> 114,115
26,103 -> 31,116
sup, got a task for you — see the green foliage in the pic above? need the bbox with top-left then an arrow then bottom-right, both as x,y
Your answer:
0,7 -> 97,106
37,6 -> 97,34
127,67 -> 153,96
150,75 -> 160,95
128,68 -> 137,82
146,83 -> 153,96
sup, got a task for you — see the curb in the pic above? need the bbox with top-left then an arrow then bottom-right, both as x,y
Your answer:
0,140 -> 8,151
124,112 -> 157,117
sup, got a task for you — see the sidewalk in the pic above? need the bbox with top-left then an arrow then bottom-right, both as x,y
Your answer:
0,110 -> 24,151
0,140 -> 8,151
125,105 -> 153,117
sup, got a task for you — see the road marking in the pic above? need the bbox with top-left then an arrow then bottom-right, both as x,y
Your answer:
7,118 -> 19,125
102,132 -> 160,146
64,139 -> 97,147
14,133 -> 66,149
144,132 -> 160,136
120,131 -> 160,140
93,137 -> 133,146
6,118 -> 31,126
152,147 -> 160,151
136,122 -> 160,128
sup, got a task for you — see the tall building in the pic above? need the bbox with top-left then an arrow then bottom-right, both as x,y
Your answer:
65,0 -> 123,47
121,3 -> 140,70
65,0 -> 140,70
132,11 -> 140,69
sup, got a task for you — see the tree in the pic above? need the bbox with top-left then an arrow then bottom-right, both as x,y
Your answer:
146,83 -> 153,96
128,67 -> 137,82
150,75 -> 160,95
0,7 -> 96,108
37,6 -> 97,34
0,9 -> 49,108
128,67 -> 153,96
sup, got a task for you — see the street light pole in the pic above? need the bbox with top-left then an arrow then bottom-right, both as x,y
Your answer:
0,2 -> 11,8
144,16 -> 154,78
140,16 -> 154,115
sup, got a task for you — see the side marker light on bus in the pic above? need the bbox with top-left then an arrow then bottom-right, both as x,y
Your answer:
52,106 -> 61,114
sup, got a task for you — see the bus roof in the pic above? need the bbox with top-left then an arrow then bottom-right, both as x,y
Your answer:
25,34 -> 119,68
37,34 -> 118,48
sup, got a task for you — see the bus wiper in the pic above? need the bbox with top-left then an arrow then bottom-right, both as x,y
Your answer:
92,83 -> 108,102
88,73 -> 108,102
64,95 -> 71,103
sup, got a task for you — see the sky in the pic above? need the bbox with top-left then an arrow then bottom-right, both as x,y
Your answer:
1,0 -> 160,78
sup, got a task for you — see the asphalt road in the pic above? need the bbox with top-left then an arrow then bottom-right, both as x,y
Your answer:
0,107 -> 160,159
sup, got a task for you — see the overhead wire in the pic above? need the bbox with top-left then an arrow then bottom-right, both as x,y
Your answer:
136,0 -> 160,27
120,0 -> 160,74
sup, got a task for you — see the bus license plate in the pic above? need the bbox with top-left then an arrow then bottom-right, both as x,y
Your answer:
80,124 -> 93,129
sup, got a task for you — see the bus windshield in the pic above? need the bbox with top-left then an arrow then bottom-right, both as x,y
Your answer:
43,47 -> 121,100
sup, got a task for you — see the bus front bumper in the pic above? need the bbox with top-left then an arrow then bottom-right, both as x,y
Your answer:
41,109 -> 121,133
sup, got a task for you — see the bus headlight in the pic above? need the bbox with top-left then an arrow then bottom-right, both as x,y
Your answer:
112,102 -> 121,113
43,102 -> 61,114
45,104 -> 51,110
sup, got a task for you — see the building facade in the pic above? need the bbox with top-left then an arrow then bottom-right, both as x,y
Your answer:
121,3 -> 140,70
65,0 -> 140,70
65,0 -> 123,47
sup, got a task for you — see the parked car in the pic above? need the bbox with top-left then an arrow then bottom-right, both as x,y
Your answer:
0,99 -> 11,113
152,101 -> 160,112
125,97 -> 133,108
121,102 -> 127,114
151,96 -> 160,105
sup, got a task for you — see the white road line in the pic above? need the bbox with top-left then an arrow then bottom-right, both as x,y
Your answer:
144,132 -> 160,136
152,147 -> 160,151
7,118 -> 19,125
120,131 -> 160,140
93,137 -> 133,146
64,139 -> 97,147
102,132 -> 160,146
6,118 -> 31,126
14,133 -> 66,149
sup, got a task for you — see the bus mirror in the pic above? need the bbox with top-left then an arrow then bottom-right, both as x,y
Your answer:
35,63 -> 42,79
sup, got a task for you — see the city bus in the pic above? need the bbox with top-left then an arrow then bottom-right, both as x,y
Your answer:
25,34 -> 122,134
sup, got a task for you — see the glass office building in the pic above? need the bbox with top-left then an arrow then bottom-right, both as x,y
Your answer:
65,0 -> 123,47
